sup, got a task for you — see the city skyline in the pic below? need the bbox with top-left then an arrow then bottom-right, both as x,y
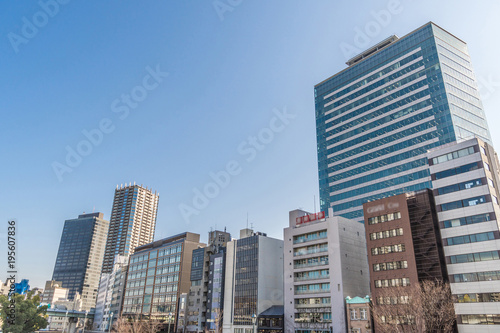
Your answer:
2,2 -> 500,289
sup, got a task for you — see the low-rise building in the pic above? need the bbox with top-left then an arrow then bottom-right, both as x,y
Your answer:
186,230 -> 231,333
284,209 -> 370,333
345,296 -> 372,333
223,229 -> 284,333
363,189 -> 447,331
121,232 -> 203,331
94,254 -> 130,331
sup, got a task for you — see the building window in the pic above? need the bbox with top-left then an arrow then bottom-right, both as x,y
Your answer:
371,244 -> 405,256
485,162 -> 491,171
440,196 -> 487,211
443,213 -> 491,228
368,212 -> 401,225
432,146 -> 475,165
449,251 -> 500,264
434,162 -> 479,180
360,308 -> 367,320
446,232 -> 495,246
369,227 -> 403,240
460,314 -> 500,325
350,308 -> 357,320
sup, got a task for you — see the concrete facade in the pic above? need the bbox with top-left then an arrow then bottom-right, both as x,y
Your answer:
94,254 -> 129,331
284,209 -> 370,333
102,183 -> 159,273
223,230 -> 284,333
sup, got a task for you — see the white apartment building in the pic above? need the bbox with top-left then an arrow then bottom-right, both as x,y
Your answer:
284,209 -> 370,333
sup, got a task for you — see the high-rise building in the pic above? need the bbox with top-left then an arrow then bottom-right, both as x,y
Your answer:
121,232 -> 203,331
428,138 -> 500,331
52,212 -> 109,310
315,22 -> 492,222
222,229 -> 284,333
102,183 -> 159,274
186,230 -> 231,333
363,189 -> 448,332
284,209 -> 370,333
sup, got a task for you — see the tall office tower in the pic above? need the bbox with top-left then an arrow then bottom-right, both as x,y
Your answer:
222,229 -> 284,333
363,190 -> 448,332
121,232 -> 203,331
428,138 -> 500,331
314,22 -> 492,222
52,212 -> 109,311
284,209 -> 370,333
187,230 -> 231,333
102,183 -> 159,273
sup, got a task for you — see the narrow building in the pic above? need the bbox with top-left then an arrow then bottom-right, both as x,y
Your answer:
363,190 -> 447,331
223,229 -> 284,333
284,209 -> 370,333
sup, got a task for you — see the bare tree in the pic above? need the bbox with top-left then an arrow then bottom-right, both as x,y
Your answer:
372,280 -> 455,333
113,316 -> 162,333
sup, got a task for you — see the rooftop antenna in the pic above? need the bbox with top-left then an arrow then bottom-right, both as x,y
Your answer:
246,212 -> 249,230
314,195 -> 316,214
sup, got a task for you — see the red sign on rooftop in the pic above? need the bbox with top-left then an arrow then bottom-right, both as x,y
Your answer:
296,211 -> 325,225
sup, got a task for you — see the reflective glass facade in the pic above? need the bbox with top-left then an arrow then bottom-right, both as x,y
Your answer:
234,235 -> 259,326
52,212 -> 109,310
315,22 -> 491,221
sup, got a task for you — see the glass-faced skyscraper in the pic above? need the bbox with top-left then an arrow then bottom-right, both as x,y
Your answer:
101,183 -> 159,273
52,212 -> 109,310
315,22 -> 492,222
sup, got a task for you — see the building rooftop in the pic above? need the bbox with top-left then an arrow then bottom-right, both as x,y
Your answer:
259,305 -> 284,317
345,296 -> 371,304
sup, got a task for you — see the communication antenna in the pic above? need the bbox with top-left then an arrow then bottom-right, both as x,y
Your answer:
246,212 -> 249,230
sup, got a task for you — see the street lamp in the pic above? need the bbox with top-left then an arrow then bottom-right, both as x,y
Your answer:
83,310 -> 88,333
167,312 -> 173,333
251,314 -> 257,333
108,311 -> 114,333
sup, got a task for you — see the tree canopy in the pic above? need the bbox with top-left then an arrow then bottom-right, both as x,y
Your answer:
0,291 -> 48,333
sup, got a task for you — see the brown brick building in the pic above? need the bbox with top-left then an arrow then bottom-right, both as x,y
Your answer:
363,189 -> 448,331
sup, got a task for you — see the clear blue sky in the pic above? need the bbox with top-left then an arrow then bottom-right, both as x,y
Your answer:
1,1 -> 500,288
